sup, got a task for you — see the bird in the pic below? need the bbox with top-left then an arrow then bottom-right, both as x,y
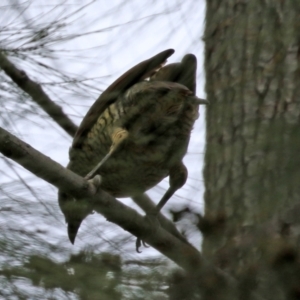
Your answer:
58,49 -> 207,245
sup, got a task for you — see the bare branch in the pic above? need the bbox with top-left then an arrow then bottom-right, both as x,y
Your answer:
132,193 -> 190,245
0,126 -> 204,272
0,47 -> 189,246
0,51 -> 78,137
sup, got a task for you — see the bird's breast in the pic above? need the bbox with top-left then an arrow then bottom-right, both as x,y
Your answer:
68,81 -> 199,197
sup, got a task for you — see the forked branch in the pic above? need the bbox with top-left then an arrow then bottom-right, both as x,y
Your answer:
0,126 -> 203,272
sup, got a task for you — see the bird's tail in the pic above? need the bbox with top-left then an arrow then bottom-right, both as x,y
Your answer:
58,190 -> 91,244
68,218 -> 83,244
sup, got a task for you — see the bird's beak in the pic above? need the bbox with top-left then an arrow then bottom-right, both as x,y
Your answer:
193,97 -> 209,105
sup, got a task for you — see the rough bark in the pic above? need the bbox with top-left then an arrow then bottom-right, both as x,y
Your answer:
202,1 -> 300,299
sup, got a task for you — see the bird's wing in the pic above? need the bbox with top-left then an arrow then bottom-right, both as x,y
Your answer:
150,54 -> 197,94
72,49 -> 175,148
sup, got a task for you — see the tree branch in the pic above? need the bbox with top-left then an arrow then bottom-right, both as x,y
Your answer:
0,51 -> 189,248
0,126 -> 203,272
0,51 -> 77,137
132,193 -> 190,245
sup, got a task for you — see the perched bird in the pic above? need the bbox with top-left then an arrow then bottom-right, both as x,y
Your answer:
58,49 -> 207,245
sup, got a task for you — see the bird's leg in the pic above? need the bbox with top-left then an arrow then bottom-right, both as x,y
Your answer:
136,161 -> 188,252
155,161 -> 188,213
87,175 -> 102,194
85,127 -> 128,180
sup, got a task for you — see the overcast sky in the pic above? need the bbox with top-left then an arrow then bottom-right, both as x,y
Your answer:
0,0 -> 206,266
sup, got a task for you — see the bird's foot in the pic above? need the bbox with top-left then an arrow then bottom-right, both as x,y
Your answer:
136,211 -> 160,253
87,175 -> 102,194
135,238 -> 149,253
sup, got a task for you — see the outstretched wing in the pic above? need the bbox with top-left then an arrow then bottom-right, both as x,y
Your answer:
150,54 -> 197,94
60,49 -> 175,244
72,49 -> 175,148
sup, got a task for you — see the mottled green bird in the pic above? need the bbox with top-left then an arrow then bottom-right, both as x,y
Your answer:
58,49 -> 207,244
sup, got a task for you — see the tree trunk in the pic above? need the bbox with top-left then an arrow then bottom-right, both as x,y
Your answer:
202,1 -> 300,298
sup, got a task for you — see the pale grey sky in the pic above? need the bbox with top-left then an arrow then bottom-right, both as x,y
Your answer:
0,0 -> 206,266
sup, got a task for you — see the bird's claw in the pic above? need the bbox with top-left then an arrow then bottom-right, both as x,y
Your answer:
136,212 -> 160,253
87,175 -> 102,194
136,237 -> 149,253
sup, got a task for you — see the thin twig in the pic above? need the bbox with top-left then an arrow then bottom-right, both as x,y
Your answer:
0,51 -> 78,137
0,126 -> 203,272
